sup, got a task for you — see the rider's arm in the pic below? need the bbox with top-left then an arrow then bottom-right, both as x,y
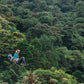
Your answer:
17,54 -> 19,58
17,50 -> 20,58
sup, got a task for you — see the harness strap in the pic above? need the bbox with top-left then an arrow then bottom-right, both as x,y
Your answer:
10,59 -> 16,63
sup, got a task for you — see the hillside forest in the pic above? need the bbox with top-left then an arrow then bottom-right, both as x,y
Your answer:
0,0 -> 84,84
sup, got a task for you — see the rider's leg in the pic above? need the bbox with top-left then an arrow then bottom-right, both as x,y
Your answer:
18,57 -> 26,64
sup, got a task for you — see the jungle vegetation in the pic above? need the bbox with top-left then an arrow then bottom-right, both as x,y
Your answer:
0,0 -> 84,84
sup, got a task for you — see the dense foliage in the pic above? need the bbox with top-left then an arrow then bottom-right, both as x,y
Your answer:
0,0 -> 84,84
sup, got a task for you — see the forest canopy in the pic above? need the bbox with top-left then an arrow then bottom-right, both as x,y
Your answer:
0,0 -> 84,84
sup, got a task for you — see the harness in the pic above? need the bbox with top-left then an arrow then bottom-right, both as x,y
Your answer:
10,58 -> 19,64
10,59 -> 16,63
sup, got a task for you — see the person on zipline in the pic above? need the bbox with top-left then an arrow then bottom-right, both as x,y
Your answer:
8,49 -> 28,66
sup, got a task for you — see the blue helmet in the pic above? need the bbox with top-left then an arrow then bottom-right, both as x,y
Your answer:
8,54 -> 12,58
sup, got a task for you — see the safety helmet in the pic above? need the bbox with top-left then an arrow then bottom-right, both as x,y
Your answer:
8,54 -> 12,58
